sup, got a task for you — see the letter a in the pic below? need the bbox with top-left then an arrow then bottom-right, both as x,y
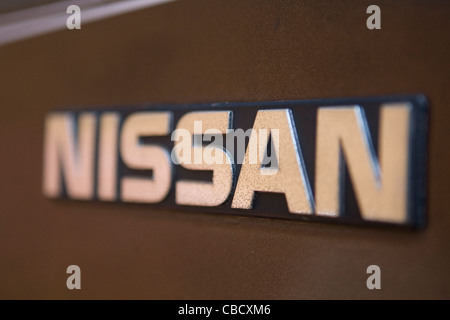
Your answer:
366,265 -> 381,289
66,265 -> 81,290
67,5 -> 81,30
366,5 -> 381,30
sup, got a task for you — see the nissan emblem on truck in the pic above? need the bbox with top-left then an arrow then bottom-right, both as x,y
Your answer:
42,96 -> 428,228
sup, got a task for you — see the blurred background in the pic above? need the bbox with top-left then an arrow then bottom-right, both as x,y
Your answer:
0,0 -> 449,299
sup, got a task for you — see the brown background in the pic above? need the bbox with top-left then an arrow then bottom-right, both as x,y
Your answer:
0,0 -> 449,299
